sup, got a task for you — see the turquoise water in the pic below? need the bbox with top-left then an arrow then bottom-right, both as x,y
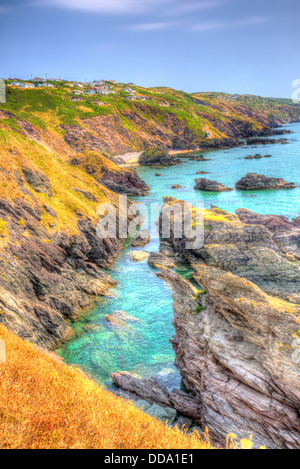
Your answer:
57,123 -> 300,389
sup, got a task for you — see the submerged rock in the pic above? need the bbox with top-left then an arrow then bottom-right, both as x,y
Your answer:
171,185 -> 182,189
105,310 -> 140,328
129,251 -> 149,262
194,178 -> 233,192
235,173 -> 296,190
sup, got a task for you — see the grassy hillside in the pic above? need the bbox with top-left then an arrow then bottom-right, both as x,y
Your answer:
2,80 -> 300,157
0,324 -> 213,449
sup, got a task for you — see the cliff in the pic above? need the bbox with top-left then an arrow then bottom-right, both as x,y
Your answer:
152,202 -> 300,447
2,84 -> 300,160
0,124 -> 140,349
158,264 -> 300,449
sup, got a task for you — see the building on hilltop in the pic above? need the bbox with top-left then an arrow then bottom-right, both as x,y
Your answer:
30,77 -> 46,82
19,83 -> 35,88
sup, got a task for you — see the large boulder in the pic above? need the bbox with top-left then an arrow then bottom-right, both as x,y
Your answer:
129,251 -> 149,262
235,173 -> 296,190
194,178 -> 233,192
139,147 -> 180,166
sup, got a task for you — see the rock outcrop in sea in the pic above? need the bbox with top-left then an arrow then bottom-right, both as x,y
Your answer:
139,147 -> 181,166
194,178 -> 233,192
235,173 -> 297,190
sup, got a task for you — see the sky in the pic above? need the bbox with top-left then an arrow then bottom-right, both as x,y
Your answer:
0,0 -> 299,97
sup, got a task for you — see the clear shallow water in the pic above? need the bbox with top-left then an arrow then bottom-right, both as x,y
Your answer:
57,123 -> 300,390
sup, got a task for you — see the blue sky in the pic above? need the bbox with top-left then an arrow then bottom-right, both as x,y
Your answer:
0,0 -> 299,97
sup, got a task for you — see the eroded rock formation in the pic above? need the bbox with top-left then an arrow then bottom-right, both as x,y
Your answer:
235,173 -> 296,190
158,265 -> 300,449
194,178 -> 233,192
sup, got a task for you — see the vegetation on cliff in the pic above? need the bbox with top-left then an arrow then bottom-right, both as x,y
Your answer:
2,82 -> 300,156
0,325 -> 212,449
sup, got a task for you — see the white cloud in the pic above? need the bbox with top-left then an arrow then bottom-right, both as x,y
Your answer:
129,21 -> 176,31
33,0 -> 171,14
32,0 -> 223,15
192,16 -> 268,31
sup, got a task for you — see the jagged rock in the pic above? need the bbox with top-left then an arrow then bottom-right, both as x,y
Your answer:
129,251 -> 149,262
174,416 -> 193,431
70,151 -> 150,197
148,252 -> 176,268
158,201 -> 300,303
159,240 -> 175,257
22,167 -> 52,197
155,173 -> 162,176
158,265 -> 300,449
172,185 -> 182,189
139,147 -> 181,166
0,193 -> 122,349
100,167 -> 150,196
169,389 -> 202,422
131,229 -> 150,247
194,178 -> 233,192
235,173 -> 296,190
236,208 -> 300,260
111,372 -> 171,406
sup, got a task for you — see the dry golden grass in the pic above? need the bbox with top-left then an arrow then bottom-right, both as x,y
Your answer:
0,126 -> 119,236
0,325 -> 213,449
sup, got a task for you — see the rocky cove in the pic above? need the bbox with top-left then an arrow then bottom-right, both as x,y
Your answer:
56,123 -> 300,448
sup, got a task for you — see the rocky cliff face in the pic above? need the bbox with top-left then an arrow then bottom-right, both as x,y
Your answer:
70,151 -> 150,196
152,202 -> 300,447
0,184 -> 125,350
159,201 -> 300,303
0,126 -> 135,349
158,264 -> 300,449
